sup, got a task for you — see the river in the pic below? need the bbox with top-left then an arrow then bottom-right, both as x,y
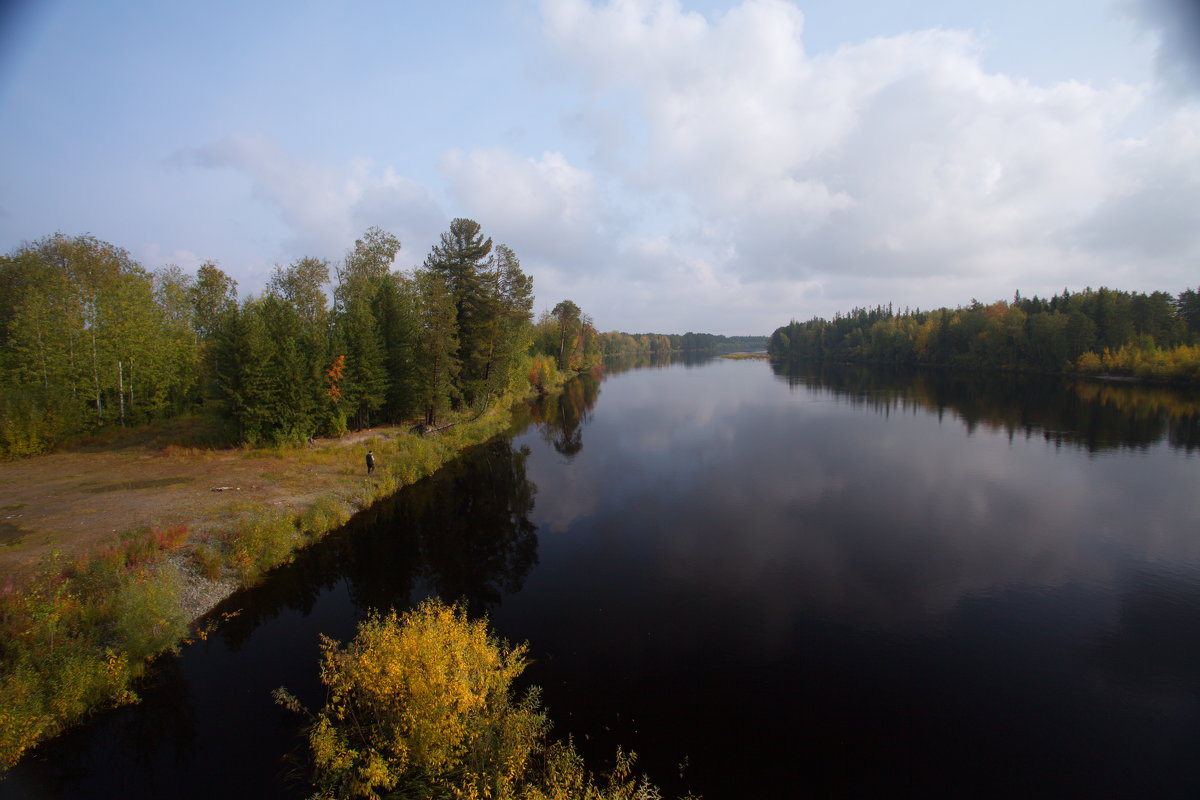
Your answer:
4,357 -> 1200,798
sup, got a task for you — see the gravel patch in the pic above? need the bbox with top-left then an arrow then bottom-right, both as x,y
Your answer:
166,552 -> 239,624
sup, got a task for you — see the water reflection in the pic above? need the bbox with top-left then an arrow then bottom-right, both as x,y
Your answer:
8,360 -> 1200,799
505,360 -> 1200,797
530,372 -> 601,460
521,360 -> 1200,645
602,350 -> 713,376
12,658 -> 198,798
0,435 -> 545,800
218,437 -> 541,650
771,361 -> 1200,453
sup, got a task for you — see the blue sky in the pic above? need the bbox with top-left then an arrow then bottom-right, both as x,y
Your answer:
1,0 -> 1197,335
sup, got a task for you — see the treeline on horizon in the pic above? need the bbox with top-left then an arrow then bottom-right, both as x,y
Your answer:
600,330 -> 765,355
0,224 -> 616,457
769,287 -> 1200,382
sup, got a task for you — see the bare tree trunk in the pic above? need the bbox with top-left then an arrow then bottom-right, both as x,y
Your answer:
118,360 -> 125,426
67,331 -> 77,398
35,325 -> 49,390
90,326 -> 101,420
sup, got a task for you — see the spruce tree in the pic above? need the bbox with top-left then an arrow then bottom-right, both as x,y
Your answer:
423,219 -> 493,404
414,268 -> 459,426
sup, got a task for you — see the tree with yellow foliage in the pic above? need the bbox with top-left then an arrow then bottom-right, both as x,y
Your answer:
282,601 -> 543,800
277,600 -> 692,800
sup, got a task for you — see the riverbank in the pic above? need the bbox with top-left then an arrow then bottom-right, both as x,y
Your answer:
0,381 -> 572,773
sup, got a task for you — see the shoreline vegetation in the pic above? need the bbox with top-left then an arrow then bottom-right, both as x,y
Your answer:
768,287 -> 1200,384
0,376 -> 576,774
0,222 -> 731,790
1,221 -> 622,778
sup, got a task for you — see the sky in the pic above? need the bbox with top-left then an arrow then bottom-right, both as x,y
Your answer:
1,0 -> 1198,335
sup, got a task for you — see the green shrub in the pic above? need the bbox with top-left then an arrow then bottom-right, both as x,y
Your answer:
298,496 -> 352,538
111,564 -> 187,658
224,511 -> 301,582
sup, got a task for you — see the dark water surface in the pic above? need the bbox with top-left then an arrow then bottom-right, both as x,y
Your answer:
5,359 -> 1200,799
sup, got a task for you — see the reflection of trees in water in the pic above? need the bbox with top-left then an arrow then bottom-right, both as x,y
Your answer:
213,436 -> 539,650
771,361 -> 1200,453
603,351 -> 713,376
15,656 -> 197,797
531,372 -> 602,460
406,438 -> 539,614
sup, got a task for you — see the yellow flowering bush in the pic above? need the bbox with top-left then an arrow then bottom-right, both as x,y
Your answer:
279,599 -> 695,800
304,601 -> 546,800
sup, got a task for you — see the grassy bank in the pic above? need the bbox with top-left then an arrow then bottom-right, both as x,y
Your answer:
0,377 -> 573,774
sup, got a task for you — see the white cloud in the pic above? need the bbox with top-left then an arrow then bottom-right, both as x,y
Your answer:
537,0 -> 1198,327
439,146 -> 606,267
173,133 -> 446,269
1075,107 -> 1200,274
156,2 -> 1199,334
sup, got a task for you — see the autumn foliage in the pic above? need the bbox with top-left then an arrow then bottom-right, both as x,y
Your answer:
769,286 -> 1200,383
283,600 -> 691,800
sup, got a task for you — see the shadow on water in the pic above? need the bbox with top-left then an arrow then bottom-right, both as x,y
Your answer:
771,360 -> 1200,453
1,374 -> 613,800
214,435 -> 543,654
2,435 -> 551,799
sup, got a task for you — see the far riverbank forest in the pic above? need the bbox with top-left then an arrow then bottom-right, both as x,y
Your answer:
0,226 -> 756,459
769,288 -> 1200,382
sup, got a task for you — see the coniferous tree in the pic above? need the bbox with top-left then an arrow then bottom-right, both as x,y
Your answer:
414,268 -> 459,426
475,244 -> 534,398
334,293 -> 388,431
267,257 -> 331,431
260,294 -> 320,441
1178,288 -> 1200,341
374,271 -> 421,422
214,300 -> 274,443
333,229 -> 400,429
423,218 -> 494,404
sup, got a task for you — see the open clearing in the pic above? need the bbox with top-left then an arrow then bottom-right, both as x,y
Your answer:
0,427 -> 397,586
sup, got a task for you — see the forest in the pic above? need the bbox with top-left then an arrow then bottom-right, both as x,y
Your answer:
0,224 -> 618,458
598,330 -> 767,356
769,288 -> 1200,382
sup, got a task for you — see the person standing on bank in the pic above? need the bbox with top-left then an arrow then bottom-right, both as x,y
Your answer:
366,450 -> 375,475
